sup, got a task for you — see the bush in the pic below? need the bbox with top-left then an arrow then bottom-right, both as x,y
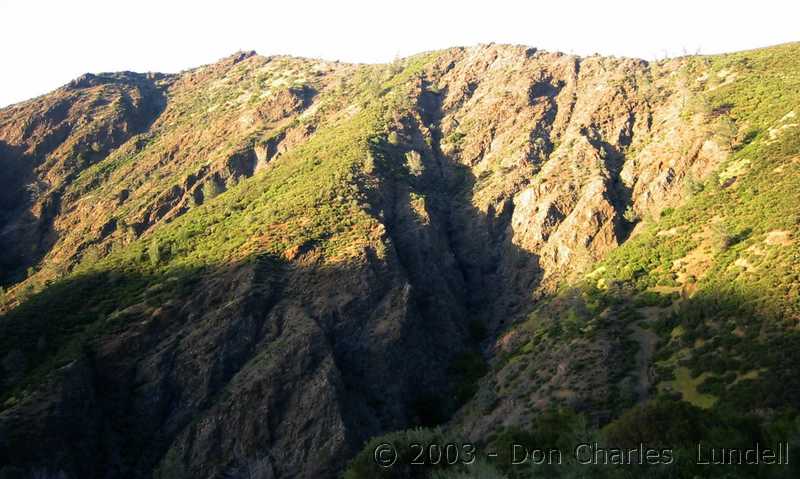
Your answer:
710,223 -> 735,251
622,205 -> 640,223
202,178 -> 224,201
602,399 -> 710,448
684,174 -> 704,195
450,352 -> 488,405
148,238 -> 171,266
343,428 -> 462,479
431,461 -> 507,479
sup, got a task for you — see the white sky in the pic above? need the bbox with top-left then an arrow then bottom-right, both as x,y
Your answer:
1,0 -> 798,107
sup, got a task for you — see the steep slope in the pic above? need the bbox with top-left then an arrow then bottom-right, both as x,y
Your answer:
454,43 -> 800,443
0,70 -> 168,284
400,45 -> 730,336
0,52 -> 355,301
0,52 -> 478,479
0,43 -> 797,478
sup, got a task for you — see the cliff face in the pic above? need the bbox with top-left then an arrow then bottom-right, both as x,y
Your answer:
0,43 -> 797,478
402,46 -> 728,335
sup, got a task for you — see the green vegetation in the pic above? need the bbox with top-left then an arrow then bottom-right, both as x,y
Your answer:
484,43 -> 800,457
450,352 -> 489,405
575,43 -> 800,414
346,401 -> 800,478
603,47 -> 798,409
2,42 -> 800,478
201,178 -> 223,201
0,53 -> 440,406
657,367 -> 717,409
344,428 -> 463,479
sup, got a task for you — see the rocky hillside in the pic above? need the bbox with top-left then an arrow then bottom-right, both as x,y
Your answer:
0,42 -> 798,478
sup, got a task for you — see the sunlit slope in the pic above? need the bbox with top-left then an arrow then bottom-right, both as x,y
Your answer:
463,43 -> 800,437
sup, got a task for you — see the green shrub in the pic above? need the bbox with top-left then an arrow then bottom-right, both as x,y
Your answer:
343,428 -> 462,479
684,173 -> 704,195
202,178 -> 223,201
710,223 -> 735,251
622,205 -> 640,223
431,461 -> 507,479
602,399 -> 711,448
450,352 -> 488,405
148,238 -> 171,266
487,409 -> 592,479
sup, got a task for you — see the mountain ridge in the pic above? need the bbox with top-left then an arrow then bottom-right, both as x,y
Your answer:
0,42 -> 798,478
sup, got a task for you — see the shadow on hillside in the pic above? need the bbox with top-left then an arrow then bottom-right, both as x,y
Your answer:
0,81 -> 551,478
337,282 -> 800,479
10,76 -> 793,479
370,79 -> 546,337
648,287 -> 800,412
0,254 -> 441,477
0,159 -> 798,479
0,205 -> 537,479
